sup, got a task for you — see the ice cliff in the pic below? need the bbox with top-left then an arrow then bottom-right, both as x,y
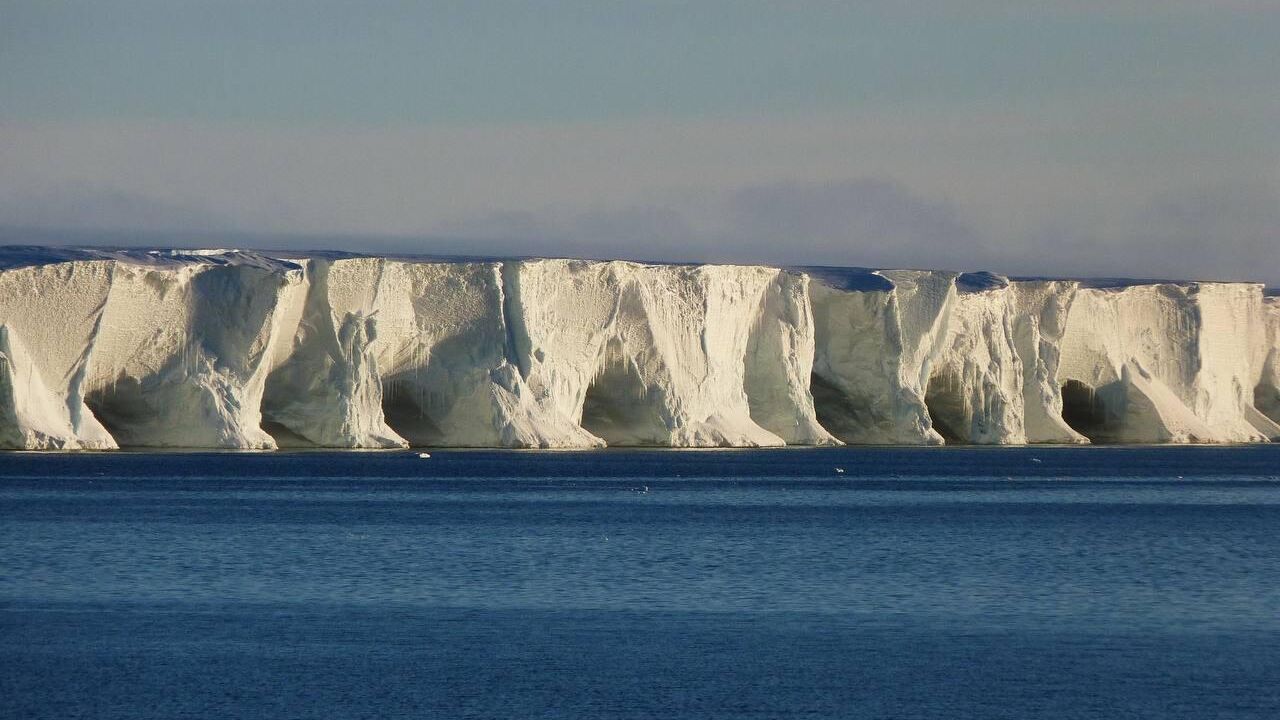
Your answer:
1,246 -> 1276,449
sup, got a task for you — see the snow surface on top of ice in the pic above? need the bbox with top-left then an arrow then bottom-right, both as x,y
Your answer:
3,246 -> 1273,294
794,266 -> 895,292
0,245 -> 301,273
956,271 -> 1010,292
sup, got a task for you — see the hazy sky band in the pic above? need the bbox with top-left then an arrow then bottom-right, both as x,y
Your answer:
5,1 -> 1279,125
1,1 -> 1277,283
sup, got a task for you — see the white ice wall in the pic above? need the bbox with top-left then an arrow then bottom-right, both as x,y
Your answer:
1010,281 -> 1087,444
512,260 -> 821,447
1057,282 -> 1274,443
0,261 -> 116,449
260,259 -> 406,448
81,259 -> 302,448
743,271 -> 838,445
1252,295 -> 1280,436
929,276 -> 1027,444
371,259 -> 600,448
0,248 -> 1275,449
809,269 -> 955,444
926,276 -> 1088,445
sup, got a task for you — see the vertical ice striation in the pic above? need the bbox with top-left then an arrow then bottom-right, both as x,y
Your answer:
1057,282 -> 1274,443
512,260 -> 823,447
370,259 -> 601,448
80,257 -> 303,448
1193,283 -> 1278,441
1249,294 -> 1280,436
0,246 -> 1276,449
0,325 -> 95,449
1010,280 -> 1088,444
260,259 -> 407,448
0,260 -> 116,449
808,268 -> 955,444
743,271 -> 839,445
924,275 -> 1085,445
927,273 -> 1027,444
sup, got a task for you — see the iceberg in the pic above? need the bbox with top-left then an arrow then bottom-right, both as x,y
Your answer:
0,246 -> 1275,449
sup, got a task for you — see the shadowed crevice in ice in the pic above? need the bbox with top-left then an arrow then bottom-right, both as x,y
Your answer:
578,344 -> 669,446
808,372 -> 881,444
380,374 -> 448,447
1060,379 -> 1115,443
924,371 -> 968,444
259,420 -> 317,448
82,376 -> 153,447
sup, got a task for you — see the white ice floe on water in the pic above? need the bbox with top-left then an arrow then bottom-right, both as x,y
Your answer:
0,245 -> 1276,449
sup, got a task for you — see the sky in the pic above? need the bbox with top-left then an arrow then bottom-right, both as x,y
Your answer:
1,0 -> 1277,283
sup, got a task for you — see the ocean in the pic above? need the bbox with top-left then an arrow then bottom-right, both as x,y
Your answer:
3,446 -> 1279,719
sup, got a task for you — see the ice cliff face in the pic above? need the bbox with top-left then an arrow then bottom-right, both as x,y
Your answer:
805,270 -> 1081,445
259,259 -> 404,448
808,268 -> 954,445
82,258 -> 301,449
511,260 -> 833,448
0,260 -> 117,449
1256,295 -> 1280,435
0,246 -> 1276,449
1057,282 -> 1279,443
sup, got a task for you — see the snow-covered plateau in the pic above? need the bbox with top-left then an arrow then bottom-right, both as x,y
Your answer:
1,246 -> 1277,450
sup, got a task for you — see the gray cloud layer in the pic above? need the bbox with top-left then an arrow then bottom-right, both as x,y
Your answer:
427,178 -> 1277,284
1,113 -> 1275,285
2,173 -> 1275,286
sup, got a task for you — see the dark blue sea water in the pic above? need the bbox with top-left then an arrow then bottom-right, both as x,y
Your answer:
3,446 -> 1280,719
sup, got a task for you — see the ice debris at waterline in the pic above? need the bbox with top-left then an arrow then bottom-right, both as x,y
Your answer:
0,246 -> 1277,450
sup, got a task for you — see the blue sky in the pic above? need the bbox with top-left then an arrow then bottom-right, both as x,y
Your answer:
2,1 -> 1277,281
